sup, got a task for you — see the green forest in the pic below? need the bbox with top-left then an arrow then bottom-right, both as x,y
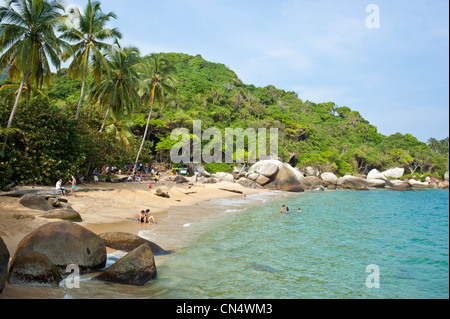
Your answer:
0,0 -> 448,190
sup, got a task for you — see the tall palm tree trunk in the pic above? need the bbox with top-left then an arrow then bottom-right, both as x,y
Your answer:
99,103 -> 112,133
2,75 -> 25,154
133,93 -> 155,175
75,80 -> 86,120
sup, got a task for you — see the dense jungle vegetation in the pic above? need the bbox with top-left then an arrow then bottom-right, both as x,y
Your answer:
0,1 -> 448,190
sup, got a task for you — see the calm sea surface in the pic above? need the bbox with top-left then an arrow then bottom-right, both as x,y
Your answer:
2,189 -> 449,299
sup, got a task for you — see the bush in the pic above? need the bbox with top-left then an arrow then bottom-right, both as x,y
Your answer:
0,102 -> 85,189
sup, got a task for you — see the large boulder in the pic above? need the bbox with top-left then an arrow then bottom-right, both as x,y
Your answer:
366,179 -> 386,188
246,160 -> 305,192
96,243 -> 157,286
19,194 -> 54,211
11,221 -> 106,274
386,180 -> 412,191
40,204 -> 82,222
337,176 -> 369,190
236,178 -> 263,189
7,253 -> 62,287
301,176 -> 323,190
263,163 -> 304,192
320,172 -> 339,186
408,179 -> 430,189
382,168 -> 405,179
98,232 -> 169,256
173,176 -> 189,184
247,160 -> 280,177
303,166 -> 319,177
367,169 -> 388,181
0,237 -> 9,294
212,172 -> 235,183
444,171 -> 449,181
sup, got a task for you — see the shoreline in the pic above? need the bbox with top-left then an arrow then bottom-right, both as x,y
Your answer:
0,178 -> 267,263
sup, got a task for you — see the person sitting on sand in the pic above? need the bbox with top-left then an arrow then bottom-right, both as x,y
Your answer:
138,210 -> 147,223
280,205 -> 285,213
56,179 -> 66,196
145,209 -> 157,224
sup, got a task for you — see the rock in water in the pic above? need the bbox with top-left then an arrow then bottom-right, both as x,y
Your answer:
99,232 -> 168,255
7,253 -> 62,287
11,221 -> 106,274
337,176 -> 369,190
96,243 -> 157,286
0,237 -> 9,294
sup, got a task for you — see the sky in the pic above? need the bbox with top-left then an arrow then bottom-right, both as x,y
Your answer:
2,0 -> 449,142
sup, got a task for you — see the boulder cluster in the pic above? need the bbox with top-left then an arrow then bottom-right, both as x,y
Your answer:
0,222 -> 167,292
192,160 -> 449,192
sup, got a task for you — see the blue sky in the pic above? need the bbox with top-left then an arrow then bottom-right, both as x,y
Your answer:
4,0 -> 449,142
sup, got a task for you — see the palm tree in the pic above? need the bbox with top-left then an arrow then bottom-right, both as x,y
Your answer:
0,0 -> 69,153
0,81 -> 50,106
104,111 -> 135,148
89,45 -> 143,132
133,55 -> 176,173
59,0 -> 122,120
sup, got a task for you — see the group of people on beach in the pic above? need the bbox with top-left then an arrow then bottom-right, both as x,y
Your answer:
56,176 -> 77,197
280,205 -> 302,214
138,209 -> 157,224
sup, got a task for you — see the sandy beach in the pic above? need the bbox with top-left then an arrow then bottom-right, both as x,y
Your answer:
0,176 -> 267,264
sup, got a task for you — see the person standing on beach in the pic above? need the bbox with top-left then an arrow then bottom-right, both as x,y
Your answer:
93,168 -> 99,185
70,176 -> 77,197
155,171 -> 159,184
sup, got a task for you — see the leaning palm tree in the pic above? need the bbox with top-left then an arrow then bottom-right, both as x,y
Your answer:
89,45 -> 143,133
59,0 -> 122,120
0,0 -> 70,153
133,55 -> 177,173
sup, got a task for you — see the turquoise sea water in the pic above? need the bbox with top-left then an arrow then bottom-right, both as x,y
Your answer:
146,189 -> 449,299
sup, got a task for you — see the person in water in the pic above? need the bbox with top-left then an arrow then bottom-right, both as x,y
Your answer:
280,205 -> 285,213
285,207 -> 290,214
297,208 -> 302,213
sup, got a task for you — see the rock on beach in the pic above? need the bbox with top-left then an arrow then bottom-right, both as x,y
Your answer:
98,232 -> 169,255
11,221 -> 107,275
0,237 -> 9,294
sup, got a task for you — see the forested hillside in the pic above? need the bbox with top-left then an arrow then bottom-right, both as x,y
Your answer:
1,52 -> 448,188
